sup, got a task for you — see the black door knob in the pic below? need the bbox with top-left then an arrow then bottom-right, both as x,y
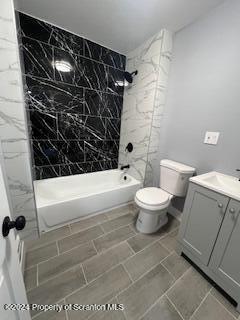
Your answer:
2,215 -> 26,237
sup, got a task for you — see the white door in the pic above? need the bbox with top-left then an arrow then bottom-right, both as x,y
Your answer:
0,155 -> 31,320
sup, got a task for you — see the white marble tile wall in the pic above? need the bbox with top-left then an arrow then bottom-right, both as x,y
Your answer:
119,30 -> 173,185
0,0 -> 38,241
145,30 -> 173,187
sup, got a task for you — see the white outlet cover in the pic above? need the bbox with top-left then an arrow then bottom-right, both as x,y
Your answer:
204,131 -> 220,145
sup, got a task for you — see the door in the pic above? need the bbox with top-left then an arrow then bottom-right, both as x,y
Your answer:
178,183 -> 229,266
0,154 -> 31,320
209,199 -> 240,293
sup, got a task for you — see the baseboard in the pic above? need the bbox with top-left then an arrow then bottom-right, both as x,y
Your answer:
168,204 -> 182,221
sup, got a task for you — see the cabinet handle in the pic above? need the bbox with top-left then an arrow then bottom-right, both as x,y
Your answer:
218,203 -> 223,208
229,208 -> 235,214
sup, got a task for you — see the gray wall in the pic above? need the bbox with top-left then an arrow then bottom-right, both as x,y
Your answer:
158,0 -> 240,186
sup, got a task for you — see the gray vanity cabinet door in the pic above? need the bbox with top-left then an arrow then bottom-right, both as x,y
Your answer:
179,183 -> 229,266
209,199 -> 240,292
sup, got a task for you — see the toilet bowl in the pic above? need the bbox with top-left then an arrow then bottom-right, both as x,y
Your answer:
135,160 -> 195,234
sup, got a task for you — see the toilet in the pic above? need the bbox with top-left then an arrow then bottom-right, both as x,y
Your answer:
135,159 -> 195,234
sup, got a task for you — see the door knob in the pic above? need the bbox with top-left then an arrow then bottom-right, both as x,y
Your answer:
218,203 -> 223,208
2,215 -> 26,237
229,208 -> 236,214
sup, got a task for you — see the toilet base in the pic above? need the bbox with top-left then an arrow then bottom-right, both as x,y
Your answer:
136,208 -> 168,234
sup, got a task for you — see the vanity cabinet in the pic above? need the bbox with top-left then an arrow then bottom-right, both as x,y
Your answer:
209,199 -> 240,294
179,182 -> 240,311
178,183 -> 229,266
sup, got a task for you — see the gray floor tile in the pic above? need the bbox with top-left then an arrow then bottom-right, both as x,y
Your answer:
88,298 -> 126,320
192,294 -> 235,320
124,242 -> 169,281
127,216 -> 179,253
83,242 -> 133,282
24,266 -> 37,291
160,228 -> 179,252
127,233 -> 160,253
28,266 -> 85,317
25,242 -> 58,268
26,226 -> 71,250
101,213 -> 137,233
66,265 -> 131,320
93,225 -> 135,253
70,213 -> 108,234
140,296 -> 182,320
34,300 -> 66,320
58,225 -> 104,253
162,252 -> 190,279
118,264 -> 175,320
105,204 -> 138,220
167,268 -> 212,320
211,287 -> 239,319
38,242 -> 97,284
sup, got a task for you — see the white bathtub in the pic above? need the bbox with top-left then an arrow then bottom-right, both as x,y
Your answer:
34,169 -> 142,233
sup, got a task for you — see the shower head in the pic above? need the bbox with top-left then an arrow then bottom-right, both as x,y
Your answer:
124,70 -> 138,84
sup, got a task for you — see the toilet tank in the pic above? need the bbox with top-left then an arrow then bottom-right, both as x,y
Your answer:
160,159 -> 195,197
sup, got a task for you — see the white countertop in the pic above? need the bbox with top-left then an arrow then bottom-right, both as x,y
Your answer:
190,171 -> 240,201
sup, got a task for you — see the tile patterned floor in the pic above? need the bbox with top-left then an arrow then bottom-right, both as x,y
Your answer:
24,204 -> 240,320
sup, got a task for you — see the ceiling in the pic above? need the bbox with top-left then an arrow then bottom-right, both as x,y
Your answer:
16,0 -> 226,54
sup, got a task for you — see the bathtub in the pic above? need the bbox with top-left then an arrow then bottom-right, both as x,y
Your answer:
34,169 -> 142,233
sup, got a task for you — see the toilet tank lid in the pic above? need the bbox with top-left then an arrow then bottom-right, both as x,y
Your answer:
160,159 -> 195,174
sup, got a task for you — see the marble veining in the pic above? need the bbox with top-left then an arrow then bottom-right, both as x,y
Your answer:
0,2 -> 38,241
119,30 -> 172,185
17,12 -> 126,179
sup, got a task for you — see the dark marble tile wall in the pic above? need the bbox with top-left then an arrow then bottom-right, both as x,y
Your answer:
17,12 -> 125,179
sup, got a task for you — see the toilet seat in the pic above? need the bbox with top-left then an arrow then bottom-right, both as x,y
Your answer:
135,187 -> 172,212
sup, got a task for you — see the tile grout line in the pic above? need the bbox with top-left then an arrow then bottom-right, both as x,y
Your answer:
158,240 -> 174,254
115,295 -> 128,320
189,289 -> 212,320
116,258 -> 186,320
165,295 -> 185,320
33,241 -> 134,287
58,222 -> 136,255
209,292 -> 239,320
124,239 -> 136,255
27,223 -> 180,289
91,239 -> 99,255
121,263 -> 134,284
81,263 -> 88,285
116,260 -> 178,300
29,240 -> 95,269
26,225 -> 72,252
159,260 -> 177,282
21,34 -> 126,72
64,298 -> 69,320
25,213 -> 180,286
26,209 -> 132,255
31,243 -> 183,317
56,240 -> 60,255
164,266 -> 193,297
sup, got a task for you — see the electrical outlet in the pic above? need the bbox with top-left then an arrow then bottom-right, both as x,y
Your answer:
204,131 -> 220,145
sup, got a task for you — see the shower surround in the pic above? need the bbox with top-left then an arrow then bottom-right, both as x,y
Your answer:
119,30 -> 173,186
17,12 -> 126,180
0,3 -> 37,240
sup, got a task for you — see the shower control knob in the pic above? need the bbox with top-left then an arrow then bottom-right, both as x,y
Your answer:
2,215 -> 26,237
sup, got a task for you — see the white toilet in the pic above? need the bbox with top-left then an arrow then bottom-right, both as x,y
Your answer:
135,159 -> 195,234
